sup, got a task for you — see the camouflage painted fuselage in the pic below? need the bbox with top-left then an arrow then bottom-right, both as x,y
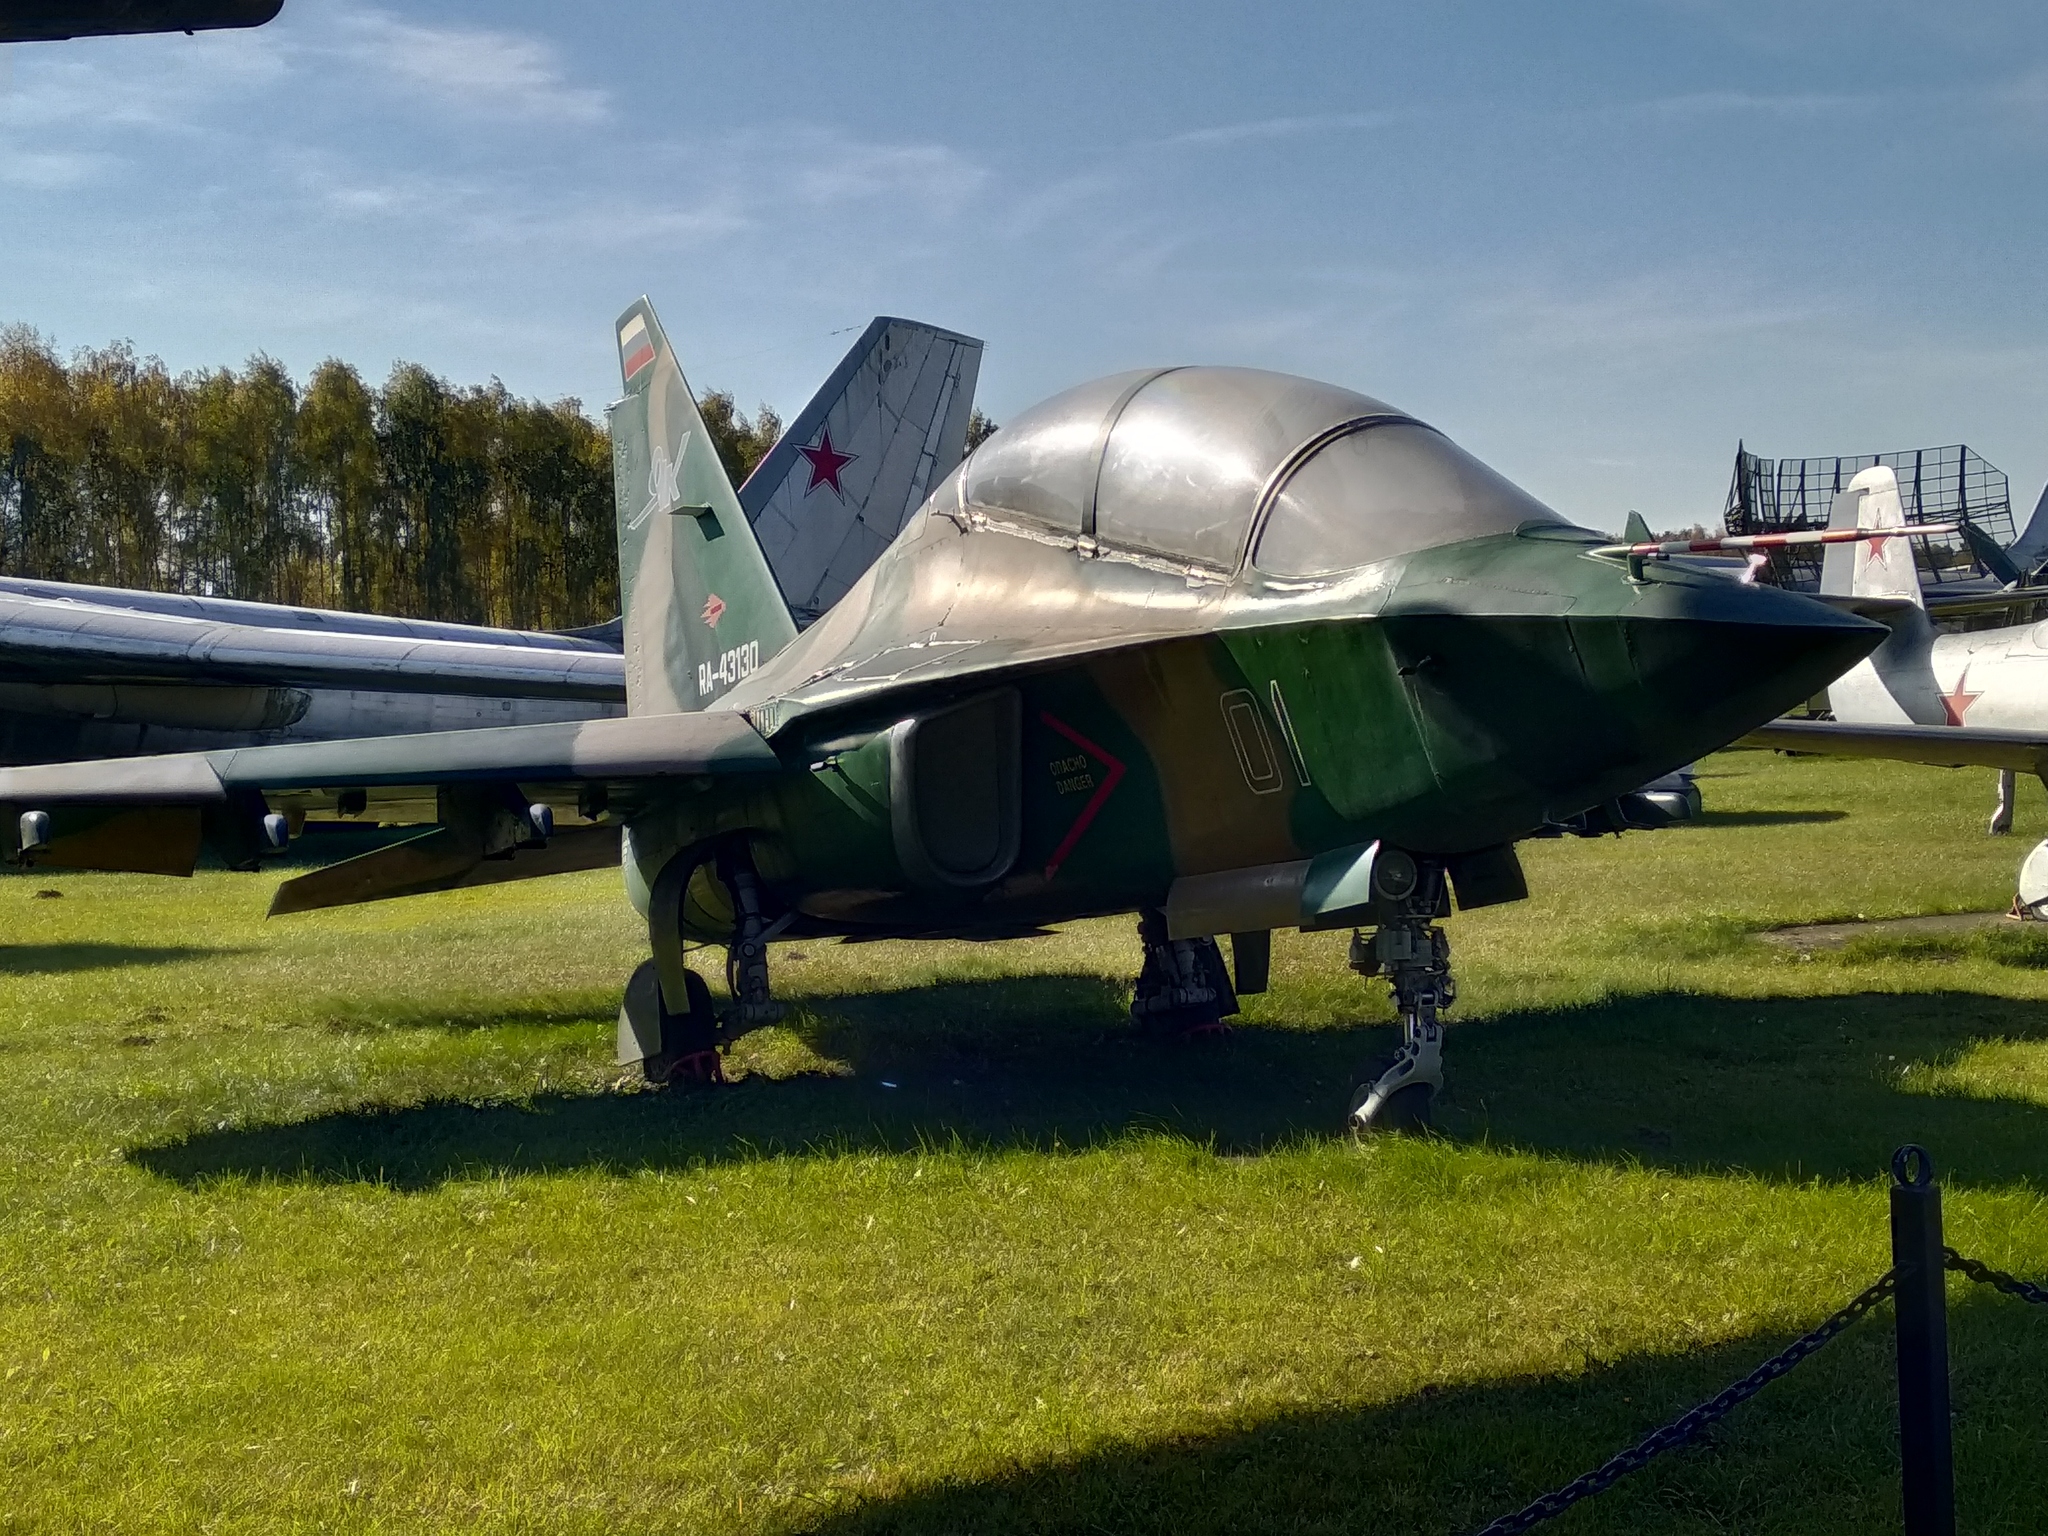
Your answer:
620,506 -> 1876,943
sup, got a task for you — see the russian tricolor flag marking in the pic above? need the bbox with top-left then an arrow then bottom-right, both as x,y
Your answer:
619,313 -> 656,383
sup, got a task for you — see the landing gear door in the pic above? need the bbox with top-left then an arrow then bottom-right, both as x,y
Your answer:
888,689 -> 1023,888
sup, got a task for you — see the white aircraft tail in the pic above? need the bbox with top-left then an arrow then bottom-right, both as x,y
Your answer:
1820,465 -> 1922,606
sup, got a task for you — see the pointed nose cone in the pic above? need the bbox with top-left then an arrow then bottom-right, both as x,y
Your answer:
1618,573 -> 1885,756
1373,541 -> 1889,842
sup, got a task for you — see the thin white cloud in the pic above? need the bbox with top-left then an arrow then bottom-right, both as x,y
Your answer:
771,133 -> 986,211
1611,88 -> 1876,120
272,121 -> 976,260
2000,64 -> 2048,111
0,147 -> 114,189
1467,267 -> 1830,361
471,194 -> 754,252
0,26 -> 285,133
1154,112 -> 1398,151
331,8 -> 608,124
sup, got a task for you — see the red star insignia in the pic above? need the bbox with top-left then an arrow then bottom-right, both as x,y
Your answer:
1938,666 -> 1979,726
796,427 -> 857,498
701,592 -> 726,628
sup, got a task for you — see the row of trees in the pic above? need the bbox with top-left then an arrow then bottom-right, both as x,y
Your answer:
0,327 -> 785,630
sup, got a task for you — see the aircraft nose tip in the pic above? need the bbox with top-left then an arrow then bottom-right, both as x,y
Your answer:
1624,577 -> 1886,747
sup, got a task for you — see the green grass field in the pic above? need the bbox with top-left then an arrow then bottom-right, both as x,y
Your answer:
4,749 -> 2048,1534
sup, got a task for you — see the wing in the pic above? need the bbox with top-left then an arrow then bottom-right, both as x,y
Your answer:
0,591 -> 625,703
0,575 -> 618,653
1802,590 -> 2048,624
0,0 -> 280,42
0,711 -> 780,911
1742,718 -> 2048,775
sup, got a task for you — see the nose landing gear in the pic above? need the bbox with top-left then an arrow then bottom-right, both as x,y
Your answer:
1347,865 -> 1456,1134
723,862 -> 786,1033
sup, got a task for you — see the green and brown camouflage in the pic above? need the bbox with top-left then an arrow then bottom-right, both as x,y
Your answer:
0,302 -> 1885,1122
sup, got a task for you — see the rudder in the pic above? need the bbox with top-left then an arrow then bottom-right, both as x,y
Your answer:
607,299 -> 798,714
1821,464 -> 1923,607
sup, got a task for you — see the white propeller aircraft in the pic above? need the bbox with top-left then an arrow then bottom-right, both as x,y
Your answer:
1744,463 -> 2048,909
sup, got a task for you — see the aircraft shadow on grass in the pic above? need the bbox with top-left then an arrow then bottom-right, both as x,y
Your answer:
0,942 -> 238,974
131,978 -> 2048,1193
123,982 -> 2048,1532
1686,809 -> 1848,827
783,1288 -> 2042,1536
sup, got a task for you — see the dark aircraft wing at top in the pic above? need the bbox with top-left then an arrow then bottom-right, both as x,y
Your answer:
0,0 -> 280,41
1742,718 -> 2048,775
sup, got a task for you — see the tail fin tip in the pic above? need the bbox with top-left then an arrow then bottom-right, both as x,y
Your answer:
1827,464 -> 1923,608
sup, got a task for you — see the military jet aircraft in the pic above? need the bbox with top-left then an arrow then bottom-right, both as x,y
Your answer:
0,300 -> 1885,1130
1743,463 -> 2048,907
0,317 -> 980,772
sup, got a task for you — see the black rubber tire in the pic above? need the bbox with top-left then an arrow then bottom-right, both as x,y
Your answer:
1347,1075 -> 1434,1136
659,969 -> 719,1057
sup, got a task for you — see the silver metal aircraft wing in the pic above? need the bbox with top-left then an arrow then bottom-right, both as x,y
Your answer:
0,590 -> 625,703
0,576 -> 616,652
0,709 -> 774,803
1743,718 -> 2048,775
0,710 -> 779,911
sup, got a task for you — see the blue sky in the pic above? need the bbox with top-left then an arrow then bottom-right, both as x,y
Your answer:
4,0 -> 2046,527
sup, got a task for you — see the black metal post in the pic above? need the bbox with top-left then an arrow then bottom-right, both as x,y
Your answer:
1891,1144 -> 1955,1536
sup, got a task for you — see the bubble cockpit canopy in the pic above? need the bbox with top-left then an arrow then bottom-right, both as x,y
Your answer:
946,365 -> 1567,578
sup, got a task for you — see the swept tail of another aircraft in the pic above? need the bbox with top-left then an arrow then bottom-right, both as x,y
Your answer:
739,318 -> 982,625
607,300 -> 799,716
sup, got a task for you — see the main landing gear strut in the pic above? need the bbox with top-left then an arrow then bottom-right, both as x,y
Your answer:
1347,863 -> 1456,1134
1131,908 -> 1239,1040
621,854 -> 787,1087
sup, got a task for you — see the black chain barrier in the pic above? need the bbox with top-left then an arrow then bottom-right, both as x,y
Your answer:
1468,1241 -> 2048,1535
1945,1247 -> 2048,1307
1470,1269 -> 1899,1536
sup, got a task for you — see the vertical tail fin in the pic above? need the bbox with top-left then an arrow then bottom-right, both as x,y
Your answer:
738,317 -> 982,624
607,299 -> 798,715
1820,465 -> 1923,607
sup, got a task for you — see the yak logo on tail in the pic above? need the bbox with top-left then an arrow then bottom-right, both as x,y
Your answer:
629,436 -> 690,531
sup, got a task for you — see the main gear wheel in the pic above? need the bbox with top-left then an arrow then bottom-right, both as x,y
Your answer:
1131,908 -> 1239,1041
